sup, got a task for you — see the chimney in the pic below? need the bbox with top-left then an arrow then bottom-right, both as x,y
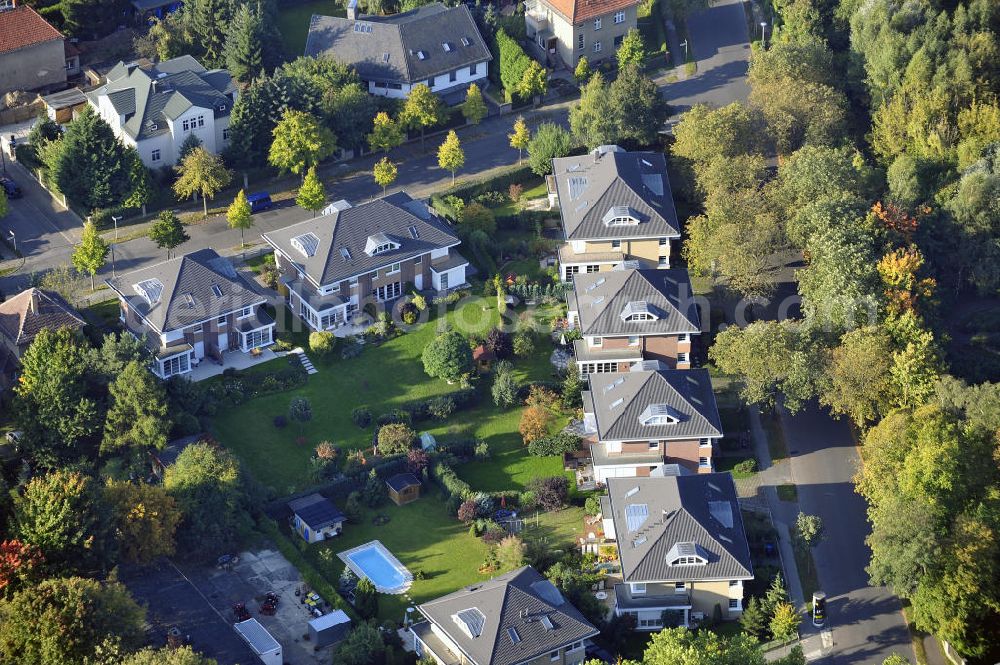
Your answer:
29,290 -> 39,315
347,0 -> 358,20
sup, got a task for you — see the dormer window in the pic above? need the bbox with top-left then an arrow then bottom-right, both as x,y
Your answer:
666,542 -> 709,566
134,279 -> 164,305
452,608 -> 485,639
621,301 -> 659,322
602,205 -> 640,226
292,232 -> 320,258
365,232 -> 399,256
639,403 -> 680,426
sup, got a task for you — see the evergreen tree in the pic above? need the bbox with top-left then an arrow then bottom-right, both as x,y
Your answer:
226,3 -> 267,84
296,166 -> 327,216
190,0 -> 230,67
101,360 -> 172,456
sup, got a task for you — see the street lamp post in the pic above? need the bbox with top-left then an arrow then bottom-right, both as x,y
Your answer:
7,230 -> 15,253
680,39 -> 688,63
111,215 -> 122,278
760,22 -> 768,47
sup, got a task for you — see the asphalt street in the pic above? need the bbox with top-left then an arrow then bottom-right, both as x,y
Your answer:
780,402 -> 915,664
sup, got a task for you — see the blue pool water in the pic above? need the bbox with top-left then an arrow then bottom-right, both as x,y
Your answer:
347,545 -> 408,592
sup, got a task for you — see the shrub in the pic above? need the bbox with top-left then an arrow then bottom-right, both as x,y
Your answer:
309,331 -> 337,359
529,476 -> 569,511
474,440 -> 490,459
519,406 -> 553,444
315,441 -> 338,460
363,469 -> 385,508
525,385 -> 560,409
400,302 -> 419,325
406,448 -> 430,474
344,491 -> 363,522
412,294 -> 427,311
485,327 -> 513,360
458,500 -> 478,523
422,331 -> 474,383
527,432 -> 582,457
585,495 -> 602,516
459,202 -> 497,235
562,365 -> 583,409
492,362 -> 519,408
354,577 -> 379,619
513,332 -> 535,358
377,423 -> 416,456
474,190 -> 507,206
352,406 -> 372,428
509,183 -> 524,202
431,462 -> 473,504
376,409 -> 412,426
519,490 -> 539,511
273,415 -> 287,429
427,395 -> 456,420
733,458 -> 758,475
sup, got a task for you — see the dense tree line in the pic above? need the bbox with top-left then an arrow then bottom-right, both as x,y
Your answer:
676,0 -> 999,658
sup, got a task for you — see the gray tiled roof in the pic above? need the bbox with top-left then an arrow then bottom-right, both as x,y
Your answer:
105,249 -> 267,334
304,3 -> 491,84
606,474 -> 753,583
0,288 -> 85,347
262,192 -> 460,287
586,368 -> 722,442
569,269 -> 700,337
417,566 -> 598,665
88,56 -> 235,141
552,147 -> 680,241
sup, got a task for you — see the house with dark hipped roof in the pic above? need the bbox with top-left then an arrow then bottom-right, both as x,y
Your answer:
602,474 -> 753,629
105,249 -> 276,379
86,55 -> 237,167
262,192 -> 467,331
305,2 -> 491,101
582,367 -> 722,481
525,0 -> 642,69
0,288 -> 85,389
413,566 -> 598,665
568,267 -> 701,375
550,146 -> 681,282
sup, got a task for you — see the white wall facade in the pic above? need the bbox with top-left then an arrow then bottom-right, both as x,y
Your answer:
366,59 -> 489,99
431,264 -> 467,291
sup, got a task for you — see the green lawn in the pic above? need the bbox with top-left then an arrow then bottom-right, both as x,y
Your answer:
277,1 -> 345,55
211,297 -> 568,494
305,490 -> 490,623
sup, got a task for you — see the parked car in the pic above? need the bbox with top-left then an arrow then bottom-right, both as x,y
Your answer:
247,191 -> 273,213
0,175 -> 22,199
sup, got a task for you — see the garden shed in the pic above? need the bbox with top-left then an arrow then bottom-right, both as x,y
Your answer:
472,344 -> 494,373
288,493 -> 345,543
386,472 -> 421,506
308,609 -> 351,649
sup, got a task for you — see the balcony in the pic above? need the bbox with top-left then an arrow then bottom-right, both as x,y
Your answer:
525,0 -> 548,31
614,583 -> 691,611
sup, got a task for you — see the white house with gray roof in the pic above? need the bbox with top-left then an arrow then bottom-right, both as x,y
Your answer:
262,192 -> 467,332
603,474 -> 753,629
412,566 -> 598,665
583,367 -> 722,481
549,146 -> 681,281
106,249 -> 275,379
568,267 -> 701,375
305,2 -> 491,101
87,55 -> 237,168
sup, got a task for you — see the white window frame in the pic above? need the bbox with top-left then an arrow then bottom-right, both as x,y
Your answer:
594,41 -> 602,53
578,33 -> 585,51
387,262 -> 401,275
550,651 -> 560,661
151,149 -> 161,162
614,10 -> 625,23
591,336 -> 602,347
628,336 -> 640,346
238,306 -> 253,319
631,582 -> 646,595
658,256 -> 669,267
594,18 -> 602,30
677,333 -> 690,343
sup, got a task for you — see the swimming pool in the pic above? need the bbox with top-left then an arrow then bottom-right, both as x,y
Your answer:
338,540 -> 413,594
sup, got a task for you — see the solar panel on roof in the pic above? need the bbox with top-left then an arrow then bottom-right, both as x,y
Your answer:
625,503 -> 648,532
568,176 -> 588,199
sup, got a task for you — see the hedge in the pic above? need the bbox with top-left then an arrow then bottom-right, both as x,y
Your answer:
430,164 -> 538,220
431,461 -> 473,504
257,518 -> 357,619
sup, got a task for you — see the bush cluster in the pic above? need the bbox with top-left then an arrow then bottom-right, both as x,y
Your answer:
527,432 -> 582,457
206,363 -> 307,405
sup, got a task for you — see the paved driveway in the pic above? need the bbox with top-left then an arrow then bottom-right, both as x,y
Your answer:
780,402 -> 915,664
661,0 -> 752,117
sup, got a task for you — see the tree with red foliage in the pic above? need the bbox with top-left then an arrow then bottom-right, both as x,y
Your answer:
871,201 -> 919,243
457,500 -> 478,523
0,540 -> 43,597
406,448 -> 430,474
485,327 -> 513,360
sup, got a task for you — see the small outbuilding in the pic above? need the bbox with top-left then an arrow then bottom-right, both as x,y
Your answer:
420,431 -> 437,452
308,609 -> 351,649
386,472 -> 421,506
233,618 -> 282,665
472,344 -> 494,373
288,493 -> 345,543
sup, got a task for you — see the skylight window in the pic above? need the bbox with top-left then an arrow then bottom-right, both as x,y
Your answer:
585,277 -> 605,292
408,225 -> 420,239
353,22 -> 373,33
625,503 -> 649,532
134,279 -> 163,305
416,50 -> 426,60
292,232 -> 320,258
603,377 -> 625,393
610,397 -> 624,410
540,615 -> 555,631
211,284 -> 223,297
442,42 -> 452,52
382,52 -> 390,62
461,37 -> 471,46
508,627 -> 521,644
453,608 -> 486,638
625,486 -> 640,499
633,536 -> 647,547
340,247 -> 352,261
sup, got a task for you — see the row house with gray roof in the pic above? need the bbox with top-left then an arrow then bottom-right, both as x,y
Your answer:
412,566 -> 598,665
549,146 -> 681,282
582,367 -> 722,481
106,249 -> 276,379
567,267 -> 701,376
87,55 -> 237,168
262,192 -> 468,332
602,474 -> 753,628
305,2 -> 491,101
